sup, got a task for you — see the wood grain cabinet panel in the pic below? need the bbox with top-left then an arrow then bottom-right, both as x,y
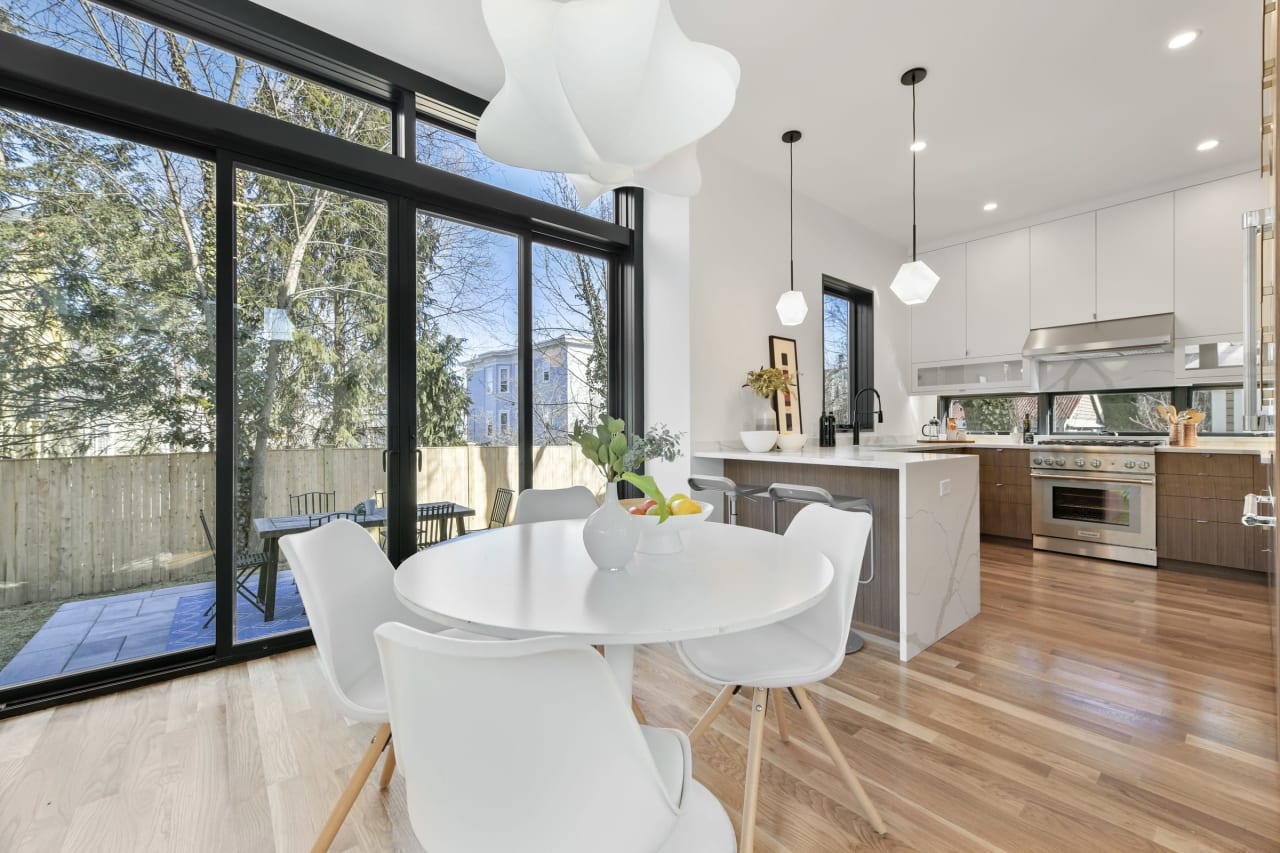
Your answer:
1157,517 -> 1218,565
975,449 -> 1032,540
1157,453 -> 1255,479
1155,453 -> 1272,572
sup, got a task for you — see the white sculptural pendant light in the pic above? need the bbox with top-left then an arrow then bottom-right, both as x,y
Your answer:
476,0 -> 741,205
776,130 -> 808,326
890,67 -> 939,305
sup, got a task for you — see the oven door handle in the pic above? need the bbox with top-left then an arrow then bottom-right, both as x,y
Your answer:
1030,471 -> 1155,486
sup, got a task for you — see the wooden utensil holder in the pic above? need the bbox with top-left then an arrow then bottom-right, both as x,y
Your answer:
1168,422 -> 1183,446
1181,422 -> 1198,447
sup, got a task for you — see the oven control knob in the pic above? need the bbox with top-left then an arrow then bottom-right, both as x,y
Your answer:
1032,456 -> 1043,465
1056,458 -> 1067,467
1138,461 -> 1150,470
1124,460 -> 1135,469
1091,459 -> 1102,468
1075,457 -> 1086,467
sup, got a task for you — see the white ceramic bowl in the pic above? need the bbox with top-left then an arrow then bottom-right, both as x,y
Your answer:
739,430 -> 778,452
776,433 -> 807,452
622,499 -> 714,554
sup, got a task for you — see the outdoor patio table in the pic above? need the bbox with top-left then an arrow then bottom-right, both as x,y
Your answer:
252,502 -> 475,620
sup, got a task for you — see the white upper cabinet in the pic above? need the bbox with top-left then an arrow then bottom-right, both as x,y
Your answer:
966,229 -> 1030,358
910,244 -> 967,364
1175,173 -> 1267,339
1096,193 -> 1174,321
1029,212 -> 1096,328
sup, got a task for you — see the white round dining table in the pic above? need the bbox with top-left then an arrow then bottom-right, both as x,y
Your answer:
394,519 -> 834,702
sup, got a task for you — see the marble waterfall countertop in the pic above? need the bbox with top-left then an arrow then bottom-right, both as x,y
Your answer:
693,445 -> 971,469
705,445 -> 980,662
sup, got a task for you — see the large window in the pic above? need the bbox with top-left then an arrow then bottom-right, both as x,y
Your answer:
822,277 -> 873,429
943,396 -> 1039,435
0,108 -> 217,686
3,1 -> 393,151
946,387 -> 1253,436
1049,391 -> 1173,434
0,3 -> 639,711
417,121 -> 614,220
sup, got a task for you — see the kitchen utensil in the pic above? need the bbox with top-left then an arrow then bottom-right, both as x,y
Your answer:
921,417 -> 941,440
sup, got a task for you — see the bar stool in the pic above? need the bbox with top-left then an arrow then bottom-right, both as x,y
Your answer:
687,475 -> 770,526
767,483 -> 875,655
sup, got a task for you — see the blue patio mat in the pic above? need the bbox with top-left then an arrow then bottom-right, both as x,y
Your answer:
0,572 -> 309,688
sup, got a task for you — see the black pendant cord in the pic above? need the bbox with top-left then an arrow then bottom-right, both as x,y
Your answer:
789,136 -> 795,292
911,79 -> 917,262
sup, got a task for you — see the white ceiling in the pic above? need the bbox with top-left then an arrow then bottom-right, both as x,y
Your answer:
254,0 -> 1259,249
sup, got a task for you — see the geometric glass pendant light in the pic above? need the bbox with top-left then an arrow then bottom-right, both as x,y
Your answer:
476,0 -> 740,206
889,67 -> 939,305
776,130 -> 808,325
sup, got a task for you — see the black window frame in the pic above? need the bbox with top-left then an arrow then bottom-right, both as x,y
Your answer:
0,3 -> 644,717
821,275 -> 875,431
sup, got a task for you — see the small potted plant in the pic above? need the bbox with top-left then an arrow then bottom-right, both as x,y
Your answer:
570,414 -> 684,569
741,366 -> 787,452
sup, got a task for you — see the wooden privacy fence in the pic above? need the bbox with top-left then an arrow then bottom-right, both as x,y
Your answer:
0,445 -> 601,607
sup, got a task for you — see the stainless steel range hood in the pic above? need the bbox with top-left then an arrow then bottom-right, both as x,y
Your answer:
1021,313 -> 1175,361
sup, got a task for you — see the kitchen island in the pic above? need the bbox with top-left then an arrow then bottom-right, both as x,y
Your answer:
693,445 -> 980,660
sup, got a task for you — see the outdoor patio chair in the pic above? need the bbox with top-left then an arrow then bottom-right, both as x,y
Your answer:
416,501 -> 455,550
197,509 -> 267,629
290,490 -> 335,515
487,487 -> 514,528
307,511 -> 359,528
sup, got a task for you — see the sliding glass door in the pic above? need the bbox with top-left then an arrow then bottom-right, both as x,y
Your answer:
228,166 -> 388,643
414,212 -> 519,530
0,108 -> 218,687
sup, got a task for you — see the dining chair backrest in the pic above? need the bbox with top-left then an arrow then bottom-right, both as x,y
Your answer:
416,502 -> 454,549
307,510 -> 358,528
781,504 -> 872,678
290,490 -> 335,515
488,487 -> 515,528
511,485 -> 599,525
375,623 -> 682,853
279,519 -> 438,721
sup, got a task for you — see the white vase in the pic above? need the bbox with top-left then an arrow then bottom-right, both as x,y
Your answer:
582,484 -> 640,571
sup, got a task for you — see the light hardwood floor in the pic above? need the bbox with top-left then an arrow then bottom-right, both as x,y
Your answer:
1,541 -> 1277,852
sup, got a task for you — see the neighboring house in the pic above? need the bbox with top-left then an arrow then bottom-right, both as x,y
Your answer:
462,335 -> 601,445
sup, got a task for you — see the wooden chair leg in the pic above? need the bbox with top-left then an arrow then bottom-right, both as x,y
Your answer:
772,689 -> 791,743
689,684 -> 736,745
631,697 -> 649,726
311,722 -> 392,853
378,742 -> 396,789
739,688 -> 769,853
793,686 -> 887,835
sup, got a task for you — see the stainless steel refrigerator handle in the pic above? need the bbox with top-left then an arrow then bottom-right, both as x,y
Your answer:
1242,493 -> 1276,527
1243,210 -> 1258,430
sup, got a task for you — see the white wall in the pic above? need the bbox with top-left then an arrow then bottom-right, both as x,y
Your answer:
643,191 -> 694,490
687,154 -> 934,447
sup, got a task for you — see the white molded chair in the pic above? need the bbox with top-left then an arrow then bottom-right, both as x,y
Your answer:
675,504 -> 885,852
511,485 -> 599,525
375,623 -> 736,853
278,519 -> 473,853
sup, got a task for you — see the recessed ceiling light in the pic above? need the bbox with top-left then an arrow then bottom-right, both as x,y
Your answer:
909,139 -> 927,152
983,202 -> 998,212
1168,30 -> 1200,50
1196,139 -> 1219,152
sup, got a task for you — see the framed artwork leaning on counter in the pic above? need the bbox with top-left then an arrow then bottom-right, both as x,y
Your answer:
769,335 -> 802,434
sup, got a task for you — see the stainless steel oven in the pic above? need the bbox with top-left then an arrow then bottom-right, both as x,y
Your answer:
1030,441 -> 1158,566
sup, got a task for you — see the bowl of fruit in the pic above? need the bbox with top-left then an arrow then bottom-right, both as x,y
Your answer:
621,489 -> 713,555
